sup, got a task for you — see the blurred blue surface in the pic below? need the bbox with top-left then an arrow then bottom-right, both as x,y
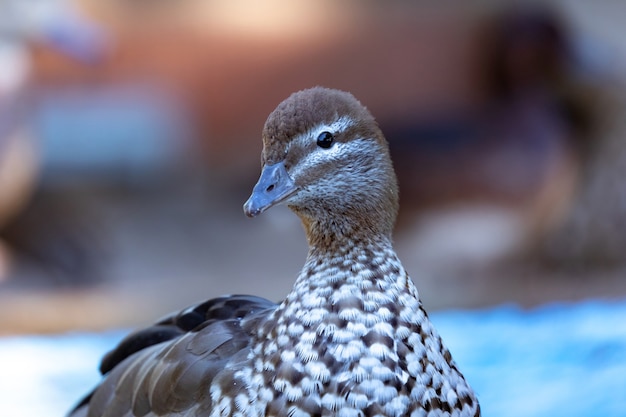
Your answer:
434,300 -> 626,417
1,299 -> 625,417
35,85 -> 193,184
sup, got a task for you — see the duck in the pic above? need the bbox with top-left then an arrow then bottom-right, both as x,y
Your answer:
69,87 -> 480,417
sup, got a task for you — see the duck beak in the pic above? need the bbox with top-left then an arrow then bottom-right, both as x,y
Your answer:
244,161 -> 297,218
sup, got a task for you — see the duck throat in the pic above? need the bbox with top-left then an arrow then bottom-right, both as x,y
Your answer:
296,208 -> 396,253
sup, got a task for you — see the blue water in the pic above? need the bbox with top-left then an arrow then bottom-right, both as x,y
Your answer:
433,301 -> 626,416
1,299 -> 625,417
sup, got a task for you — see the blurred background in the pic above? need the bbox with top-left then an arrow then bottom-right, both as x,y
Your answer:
1,0 -> 626,416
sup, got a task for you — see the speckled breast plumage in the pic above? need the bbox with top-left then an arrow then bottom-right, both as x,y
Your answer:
208,240 -> 478,417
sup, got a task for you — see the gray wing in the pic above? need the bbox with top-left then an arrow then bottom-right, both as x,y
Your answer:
69,295 -> 276,417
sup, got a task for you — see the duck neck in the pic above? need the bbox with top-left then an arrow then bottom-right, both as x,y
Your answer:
298,210 -> 396,256
281,229 -> 421,319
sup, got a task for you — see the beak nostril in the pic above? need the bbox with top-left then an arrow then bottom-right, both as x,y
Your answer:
266,184 -> 275,192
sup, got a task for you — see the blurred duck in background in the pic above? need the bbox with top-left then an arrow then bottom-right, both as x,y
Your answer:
479,6 -> 626,269
388,5 -> 605,269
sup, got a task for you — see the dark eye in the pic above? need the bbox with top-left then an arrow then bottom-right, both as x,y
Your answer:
316,131 -> 334,149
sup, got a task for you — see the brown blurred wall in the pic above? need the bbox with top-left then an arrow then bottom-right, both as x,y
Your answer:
31,1 -> 487,179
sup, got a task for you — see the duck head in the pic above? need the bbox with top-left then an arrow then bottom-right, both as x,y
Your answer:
244,87 -> 399,245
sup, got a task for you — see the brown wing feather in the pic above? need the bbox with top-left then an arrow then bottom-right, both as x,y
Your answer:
69,295 -> 276,417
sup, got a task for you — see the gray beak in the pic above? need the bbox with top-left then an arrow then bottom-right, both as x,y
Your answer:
244,161 -> 297,218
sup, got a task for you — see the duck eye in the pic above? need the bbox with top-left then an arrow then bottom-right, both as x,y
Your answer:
316,131 -> 334,149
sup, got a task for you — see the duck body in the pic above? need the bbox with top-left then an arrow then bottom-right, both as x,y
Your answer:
70,87 -> 479,417
239,238 -> 477,417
